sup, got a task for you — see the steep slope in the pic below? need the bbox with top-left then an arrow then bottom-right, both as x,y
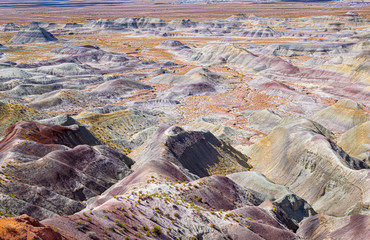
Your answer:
245,118 -> 369,217
338,121 -> 370,165
312,99 -> 370,134
130,125 -> 251,178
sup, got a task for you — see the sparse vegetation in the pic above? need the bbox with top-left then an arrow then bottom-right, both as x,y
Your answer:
151,225 -> 162,235
86,231 -> 99,240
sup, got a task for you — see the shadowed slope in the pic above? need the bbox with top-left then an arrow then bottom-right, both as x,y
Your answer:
131,125 -> 251,178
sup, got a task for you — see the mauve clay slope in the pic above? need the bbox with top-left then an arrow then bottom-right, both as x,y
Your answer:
0,121 -> 134,220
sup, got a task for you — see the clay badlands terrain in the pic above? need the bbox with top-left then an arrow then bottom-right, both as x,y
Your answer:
0,0 -> 369,239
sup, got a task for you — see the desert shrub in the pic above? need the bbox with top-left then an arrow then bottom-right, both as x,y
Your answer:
86,231 -> 99,240
151,225 -> 162,235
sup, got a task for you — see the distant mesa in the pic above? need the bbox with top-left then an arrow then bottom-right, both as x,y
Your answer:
64,22 -> 83,28
91,17 -> 167,30
91,78 -> 152,99
37,62 -> 95,76
226,14 -> 250,21
8,27 -> 58,44
151,67 -> 232,100
243,109 -> 282,133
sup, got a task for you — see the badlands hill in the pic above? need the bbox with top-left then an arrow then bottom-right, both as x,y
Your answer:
0,7 -> 369,240
8,27 -> 57,44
